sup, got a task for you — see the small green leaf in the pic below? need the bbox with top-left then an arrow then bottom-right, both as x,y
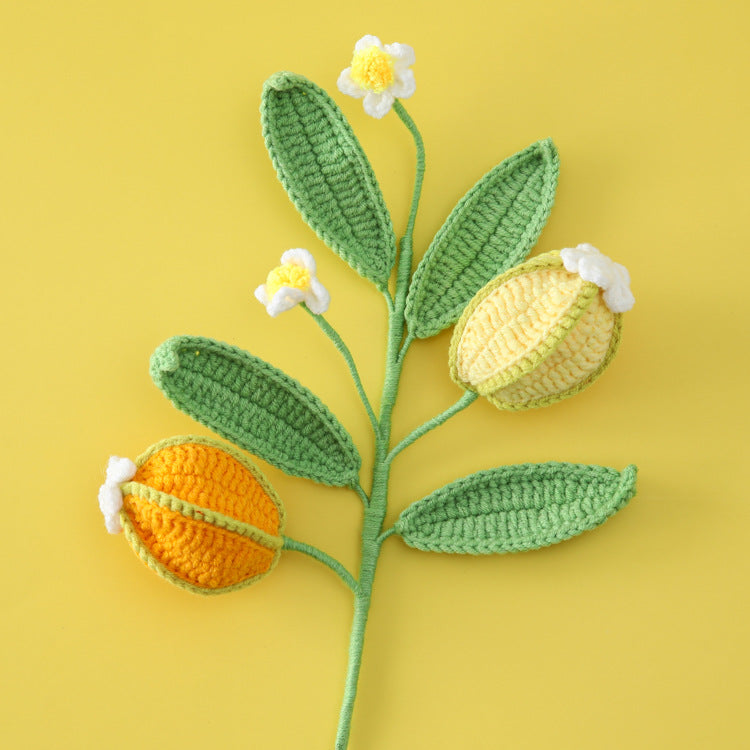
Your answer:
150,336 -> 361,487
261,72 -> 397,288
395,463 -> 636,553
405,139 -> 559,339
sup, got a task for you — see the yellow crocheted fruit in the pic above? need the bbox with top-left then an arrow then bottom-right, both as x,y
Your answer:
449,251 -> 623,410
119,436 -> 285,594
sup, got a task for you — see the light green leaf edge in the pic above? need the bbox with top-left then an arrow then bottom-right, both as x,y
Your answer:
395,462 -> 636,553
150,335 -> 361,487
405,138 -> 559,339
261,71 -> 397,289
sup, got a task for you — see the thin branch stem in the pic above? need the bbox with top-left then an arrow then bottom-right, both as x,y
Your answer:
304,305 -> 379,436
377,527 -> 397,545
398,332 -> 414,364
282,536 -> 357,593
387,391 -> 478,465
353,482 -> 370,507
393,100 -> 425,268
383,287 -> 395,309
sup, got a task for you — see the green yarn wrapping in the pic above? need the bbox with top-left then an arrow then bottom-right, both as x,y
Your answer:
150,336 -> 361,487
405,139 -> 559,339
261,72 -> 397,289
395,463 -> 636,553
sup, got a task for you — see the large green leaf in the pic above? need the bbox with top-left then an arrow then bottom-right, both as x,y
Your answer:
405,139 -> 559,339
261,72 -> 396,288
150,336 -> 361,487
395,462 -> 636,553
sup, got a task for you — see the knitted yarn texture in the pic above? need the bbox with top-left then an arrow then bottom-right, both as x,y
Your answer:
396,462 -> 637,554
449,251 -> 623,409
118,436 -> 285,594
261,72 -> 397,289
405,139 -> 559,339
150,336 -> 361,487
100,41 -> 637,750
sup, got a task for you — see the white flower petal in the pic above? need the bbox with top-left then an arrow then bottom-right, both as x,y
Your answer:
578,256 -> 611,288
305,277 -> 331,314
281,247 -> 316,272
266,286 -> 306,317
99,456 -> 135,534
354,35 -> 383,52
604,285 -> 635,313
560,244 -> 634,313
98,485 -> 122,515
363,91 -> 395,119
612,261 -> 631,287
337,68 -> 366,98
385,42 -> 415,67
254,284 -> 269,305
105,456 -> 137,484
104,515 -> 122,535
98,485 -> 123,534
390,69 -> 416,99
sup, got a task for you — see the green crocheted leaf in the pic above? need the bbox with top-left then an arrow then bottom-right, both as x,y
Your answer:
150,336 -> 361,488
261,72 -> 397,289
395,463 -> 636,554
405,139 -> 559,339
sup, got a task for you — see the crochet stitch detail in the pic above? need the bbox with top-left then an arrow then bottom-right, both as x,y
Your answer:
100,49 -> 638,746
449,251 -> 623,409
261,72 -> 397,288
150,336 -> 361,487
490,292 -> 616,407
119,436 -> 285,594
455,268 -> 590,387
395,463 -> 637,554
405,138 -> 559,339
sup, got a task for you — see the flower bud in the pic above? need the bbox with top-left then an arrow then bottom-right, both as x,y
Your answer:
449,248 -> 633,410
100,436 -> 285,594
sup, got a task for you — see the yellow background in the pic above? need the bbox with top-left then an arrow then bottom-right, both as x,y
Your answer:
2,1 -> 748,748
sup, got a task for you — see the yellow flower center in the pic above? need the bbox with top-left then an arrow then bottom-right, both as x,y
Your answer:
350,46 -> 395,93
265,263 -> 311,298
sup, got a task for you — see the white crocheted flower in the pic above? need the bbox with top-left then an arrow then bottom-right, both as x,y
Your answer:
255,248 -> 330,317
337,35 -> 416,119
98,456 -> 137,534
560,243 -> 635,313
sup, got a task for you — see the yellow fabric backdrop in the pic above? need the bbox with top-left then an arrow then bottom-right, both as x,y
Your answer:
2,1 -> 748,747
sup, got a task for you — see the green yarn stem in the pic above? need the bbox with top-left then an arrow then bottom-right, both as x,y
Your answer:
398,331 -> 414,363
334,100 -> 426,750
387,390 -> 478,464
377,527 -> 397,544
304,305 -> 379,435
392,100 -> 425,324
353,481 -> 370,507
393,101 -> 425,254
282,535 -> 357,592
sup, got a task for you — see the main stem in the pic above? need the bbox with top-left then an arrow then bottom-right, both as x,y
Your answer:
334,286 -> 409,750
334,101 -> 424,750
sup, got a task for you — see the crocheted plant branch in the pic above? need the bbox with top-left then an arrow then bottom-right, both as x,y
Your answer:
98,35 -> 637,750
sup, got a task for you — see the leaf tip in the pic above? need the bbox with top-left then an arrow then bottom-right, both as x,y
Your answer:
150,337 -> 182,383
538,137 -> 559,170
263,71 -> 307,94
615,464 -> 638,508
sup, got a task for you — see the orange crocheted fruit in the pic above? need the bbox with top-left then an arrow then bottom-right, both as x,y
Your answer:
120,437 -> 285,594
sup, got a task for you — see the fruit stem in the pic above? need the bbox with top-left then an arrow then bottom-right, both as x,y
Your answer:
387,390 -> 478,464
281,536 -> 357,592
